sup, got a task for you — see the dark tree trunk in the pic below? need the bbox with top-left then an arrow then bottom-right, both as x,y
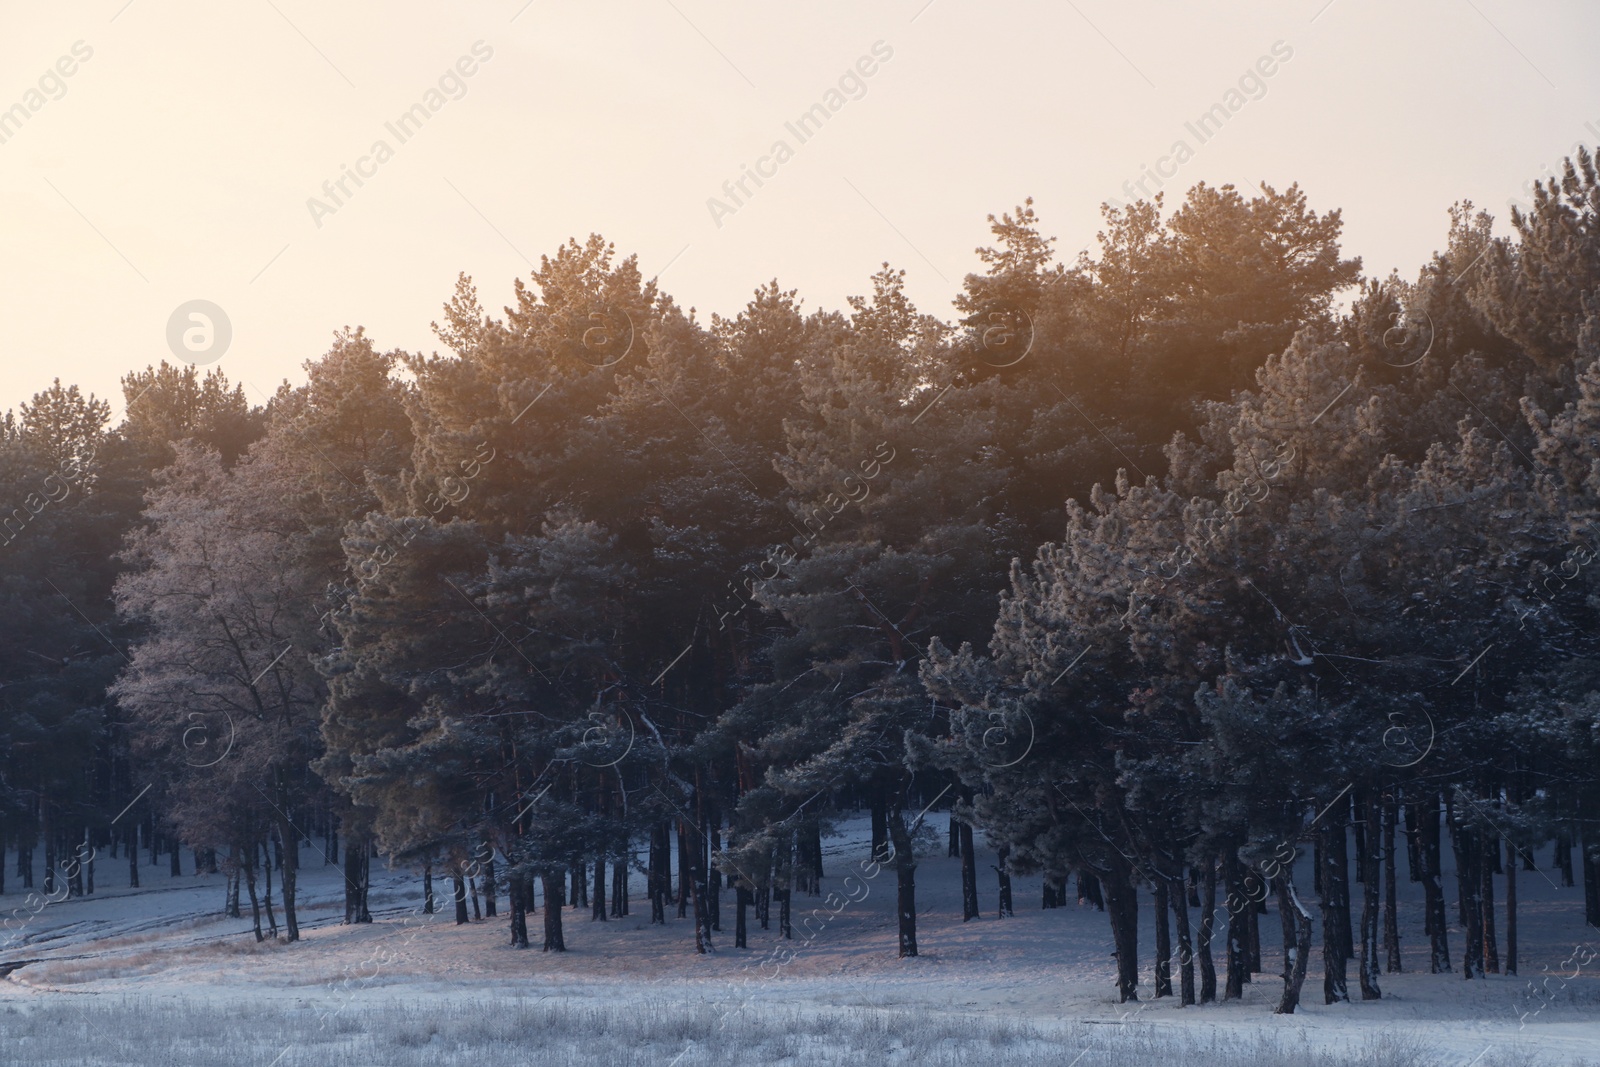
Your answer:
1322,817 -> 1351,1003
275,818 -> 299,943
482,854 -> 497,918
1103,862 -> 1140,1004
649,822 -> 668,924
541,873 -> 565,951
947,810 -> 960,858
1404,798 -> 1422,882
1481,832 -> 1499,974
509,873 -> 529,948
870,789 -> 888,863
592,855 -> 607,921
1246,889 -> 1262,978
569,862 -> 587,910
1449,817 -> 1483,979
1582,833 -> 1600,931
1197,862 -> 1218,1004
1358,791 -> 1382,999
1383,793 -> 1402,973
1422,791 -> 1451,971
262,841 -> 278,939
959,819 -> 979,921
453,872 -> 469,925
1223,852 -> 1246,1001
224,844 -> 240,918
1153,877 -> 1172,998
242,844 -> 263,942
1505,837 -> 1518,976
344,837 -> 370,924
470,876 -> 482,921
1556,832 -> 1575,887
1169,873 -> 1195,1006
995,846 -> 1013,917
1273,873 -> 1313,1015
1080,870 -> 1103,910
735,880 -> 750,948
889,809 -> 917,958
612,858 -> 629,917
676,820 -> 691,918
778,833 -> 795,941
423,859 -> 435,914
127,825 -> 138,889
705,805 -> 722,932
1043,877 -> 1061,909
690,827 -> 711,954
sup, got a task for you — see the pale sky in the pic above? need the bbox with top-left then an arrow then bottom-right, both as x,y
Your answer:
2,0 -> 1595,418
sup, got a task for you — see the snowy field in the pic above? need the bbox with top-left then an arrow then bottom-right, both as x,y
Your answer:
2,818 -> 1596,1066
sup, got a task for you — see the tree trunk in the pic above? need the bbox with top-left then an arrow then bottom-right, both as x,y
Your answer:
1404,798 -> 1423,882
482,850 -> 497,918
778,836 -> 794,941
1273,873 -> 1313,1015
509,873 -> 529,948
1168,874 -> 1194,1005
1481,831 -> 1499,974
870,789 -> 888,863
569,862 -> 587,910
959,818 -> 979,921
1383,793 -> 1401,973
1103,861 -> 1140,1003
1223,851 -> 1246,1001
1153,877 -> 1172,998
1358,791 -> 1382,999
453,871 -> 469,925
1505,837 -> 1518,976
1197,862 -> 1218,1004
424,859 -> 435,914
889,808 -> 917,958
996,845 -> 1014,917
1449,816 -> 1483,979
344,836 -> 370,924
613,857 -> 629,917
735,879 -> 749,948
676,819 -> 691,919
1582,832 -> 1600,931
649,822 -> 668,924
1246,889 -> 1262,978
542,872 -> 566,950
1080,870 -> 1103,910
242,843 -> 263,942
1422,791 -> 1451,971
261,840 -> 278,939
276,818 -> 299,943
592,854 -> 607,921
1321,817 -> 1351,1004
225,857 -> 241,918
690,827 -> 711,954
127,825 -> 139,889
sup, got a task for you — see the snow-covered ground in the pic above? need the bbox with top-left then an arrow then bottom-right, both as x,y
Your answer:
2,819 -> 1596,1065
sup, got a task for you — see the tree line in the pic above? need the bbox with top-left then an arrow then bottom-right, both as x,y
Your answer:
3,151 -> 1599,1014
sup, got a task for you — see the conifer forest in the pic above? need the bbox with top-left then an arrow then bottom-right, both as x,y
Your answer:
3,2 -> 1599,1064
